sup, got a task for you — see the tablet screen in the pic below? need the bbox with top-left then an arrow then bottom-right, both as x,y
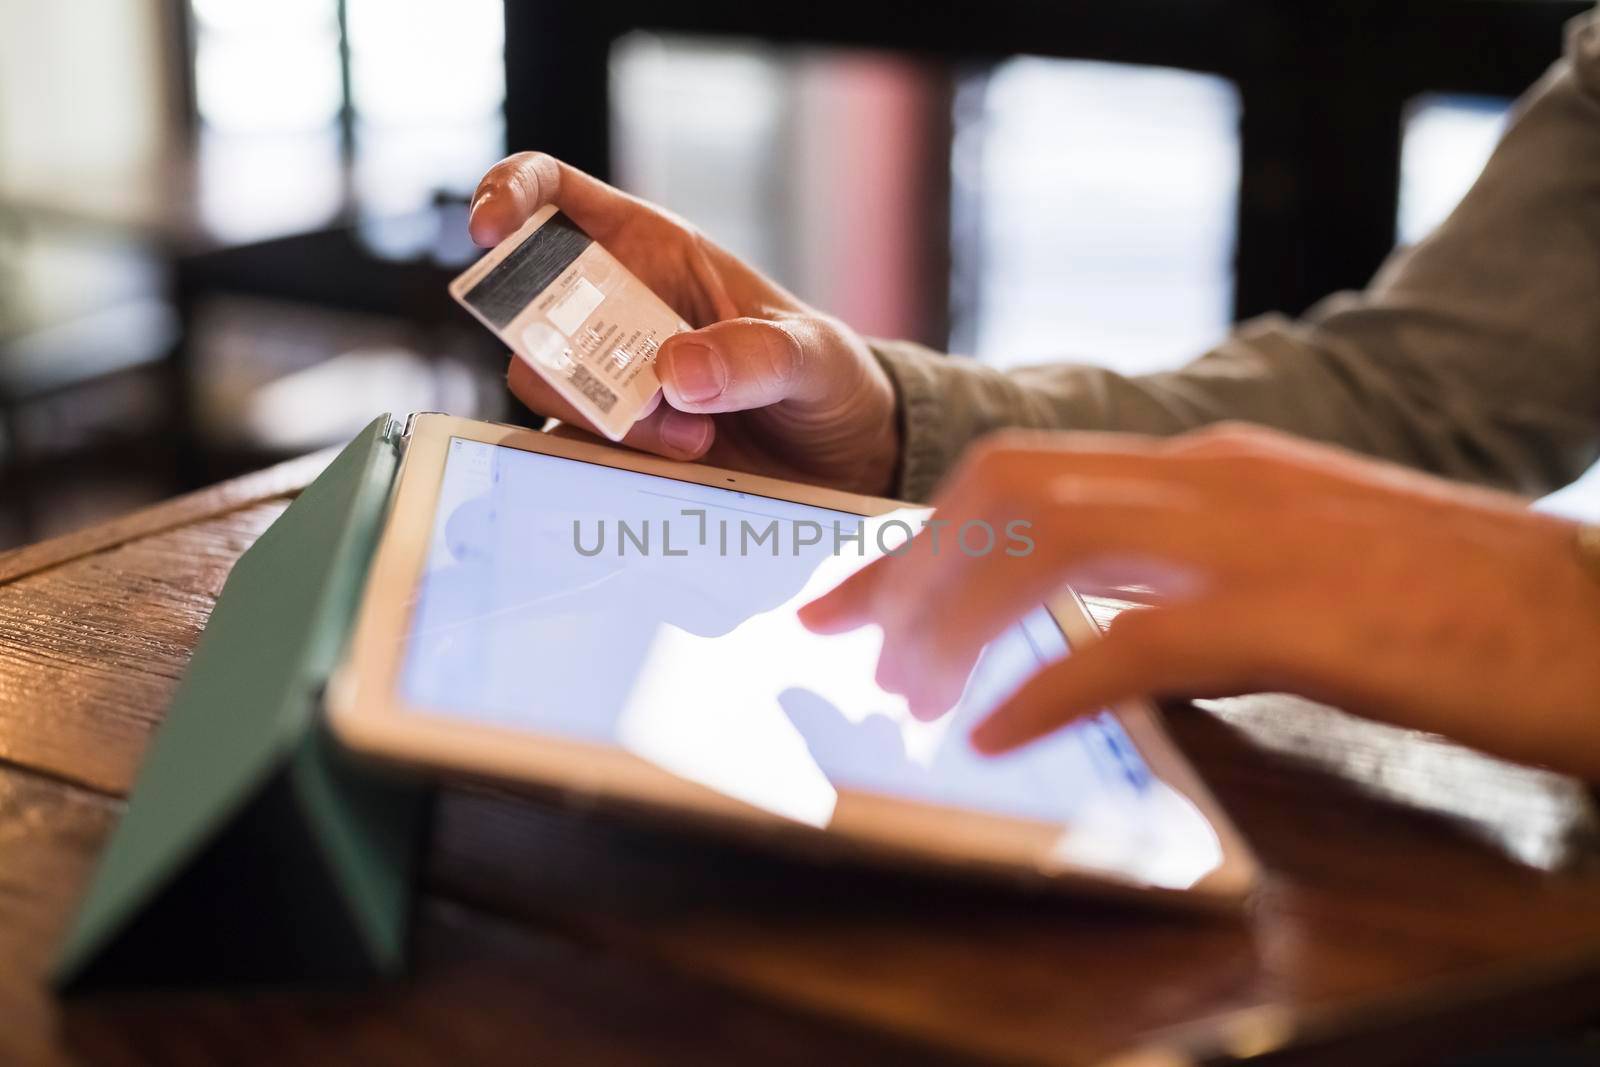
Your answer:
399,437 -> 1222,886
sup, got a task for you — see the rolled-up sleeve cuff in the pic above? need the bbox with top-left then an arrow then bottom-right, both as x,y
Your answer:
870,339 -> 960,503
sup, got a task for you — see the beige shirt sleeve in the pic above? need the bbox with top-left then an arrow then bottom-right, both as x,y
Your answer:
874,7 -> 1600,504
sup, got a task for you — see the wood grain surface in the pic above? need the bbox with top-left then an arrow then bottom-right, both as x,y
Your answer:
2,455 -> 1599,1065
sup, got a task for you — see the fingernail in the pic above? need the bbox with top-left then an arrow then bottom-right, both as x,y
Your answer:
664,343 -> 726,404
468,191 -> 498,245
659,410 -> 711,454
969,720 -> 1004,754
796,598 -> 829,628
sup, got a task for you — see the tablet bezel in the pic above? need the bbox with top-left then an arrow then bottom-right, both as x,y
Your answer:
327,413 -> 1260,908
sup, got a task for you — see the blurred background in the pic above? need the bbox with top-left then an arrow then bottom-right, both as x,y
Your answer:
1,0 -> 1596,550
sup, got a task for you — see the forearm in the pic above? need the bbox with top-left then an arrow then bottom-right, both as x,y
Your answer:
877,8 -> 1600,504
872,309 -> 1573,503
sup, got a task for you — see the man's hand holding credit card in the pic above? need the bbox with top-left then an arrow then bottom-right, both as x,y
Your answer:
462,152 -> 901,495
450,204 -> 686,441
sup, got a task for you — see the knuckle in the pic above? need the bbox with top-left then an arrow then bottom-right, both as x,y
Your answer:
520,153 -> 560,199
940,438 -> 1032,516
983,427 -> 1044,457
485,151 -> 530,183
756,319 -> 804,388
973,433 -> 1050,504
1173,421 -> 1265,455
483,151 -> 559,203
505,149 -> 554,174
682,222 -> 717,262
803,314 -> 882,392
1169,422 -> 1303,483
947,440 -> 1007,496
966,432 -> 1026,475
1206,419 -> 1264,441
990,464 -> 1038,514
806,313 -> 853,351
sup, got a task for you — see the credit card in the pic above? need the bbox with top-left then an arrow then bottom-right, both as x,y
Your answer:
449,205 -> 687,440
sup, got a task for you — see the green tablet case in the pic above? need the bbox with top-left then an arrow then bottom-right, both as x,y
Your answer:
53,414 -> 431,991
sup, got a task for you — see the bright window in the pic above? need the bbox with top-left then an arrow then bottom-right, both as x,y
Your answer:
189,0 -> 506,238
1397,94 -> 1510,245
347,0 -> 506,213
950,59 -> 1241,374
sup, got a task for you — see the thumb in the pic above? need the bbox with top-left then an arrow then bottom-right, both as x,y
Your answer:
657,316 -> 842,414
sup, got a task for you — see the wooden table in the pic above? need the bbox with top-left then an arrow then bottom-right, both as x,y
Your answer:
4,453 -> 1600,1066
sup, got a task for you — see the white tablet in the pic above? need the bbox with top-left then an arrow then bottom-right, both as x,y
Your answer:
328,414 -> 1260,908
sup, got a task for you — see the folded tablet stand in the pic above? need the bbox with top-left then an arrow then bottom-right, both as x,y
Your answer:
53,415 -> 432,990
